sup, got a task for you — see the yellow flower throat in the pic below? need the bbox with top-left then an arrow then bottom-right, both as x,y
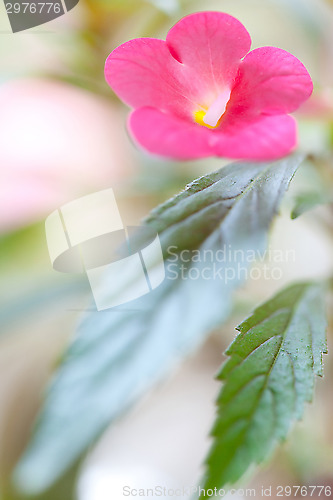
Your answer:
194,89 -> 231,129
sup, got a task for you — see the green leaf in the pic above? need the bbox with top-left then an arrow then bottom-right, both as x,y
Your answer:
202,282 -> 328,495
291,191 -> 332,219
14,155 -> 302,496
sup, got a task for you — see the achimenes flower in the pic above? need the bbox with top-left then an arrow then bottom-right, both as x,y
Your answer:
105,11 -> 313,160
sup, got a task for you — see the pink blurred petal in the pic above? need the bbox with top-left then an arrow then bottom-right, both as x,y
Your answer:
296,91 -> 333,119
225,47 -> 313,126
0,177 -> 70,231
0,78 -> 133,233
166,12 -> 251,89
129,107 -> 213,160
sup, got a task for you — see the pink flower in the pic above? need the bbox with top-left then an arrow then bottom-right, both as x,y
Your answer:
105,11 -> 313,161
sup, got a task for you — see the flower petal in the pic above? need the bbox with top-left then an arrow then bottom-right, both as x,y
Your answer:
225,47 -> 313,124
213,115 -> 297,160
105,12 -> 252,120
128,108 -> 296,161
166,12 -> 251,90
128,107 -> 213,159
105,38 -> 205,120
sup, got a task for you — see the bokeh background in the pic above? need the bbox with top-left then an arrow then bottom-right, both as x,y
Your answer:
1,1 -> 333,499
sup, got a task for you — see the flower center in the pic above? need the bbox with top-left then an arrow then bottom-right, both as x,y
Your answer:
194,90 -> 231,129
